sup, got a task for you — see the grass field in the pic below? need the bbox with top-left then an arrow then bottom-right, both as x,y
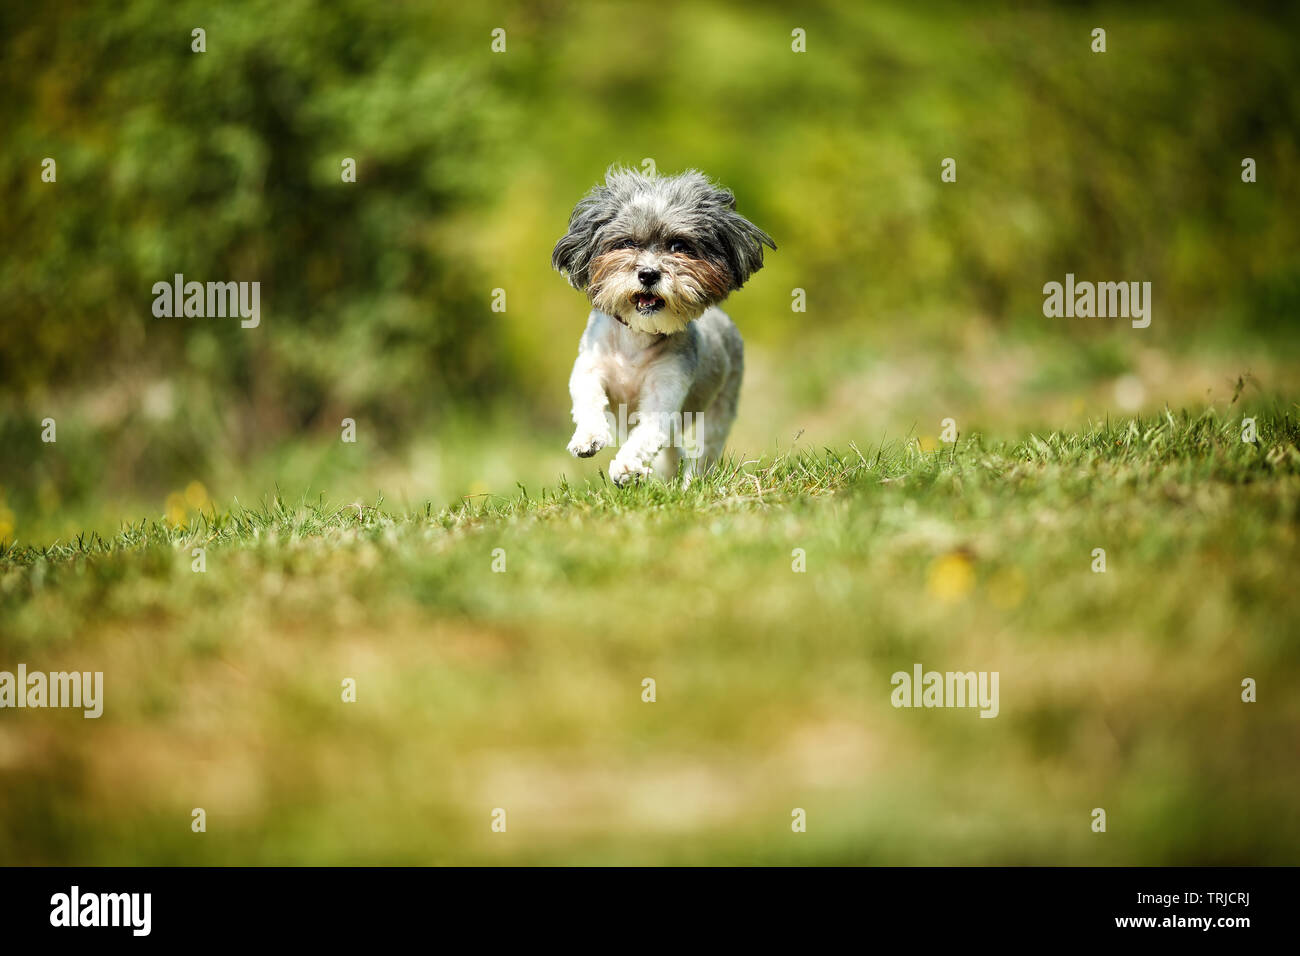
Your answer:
3,406 -> 1297,864
4,0 -> 1299,871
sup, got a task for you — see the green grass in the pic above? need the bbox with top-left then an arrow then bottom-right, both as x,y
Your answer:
2,407 -> 1298,864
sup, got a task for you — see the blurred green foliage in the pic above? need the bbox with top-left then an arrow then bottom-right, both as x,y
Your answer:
2,0 -> 508,414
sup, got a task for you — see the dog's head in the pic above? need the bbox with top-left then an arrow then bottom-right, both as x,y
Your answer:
552,167 -> 775,335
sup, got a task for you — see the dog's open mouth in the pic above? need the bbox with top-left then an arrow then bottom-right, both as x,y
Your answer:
633,292 -> 665,314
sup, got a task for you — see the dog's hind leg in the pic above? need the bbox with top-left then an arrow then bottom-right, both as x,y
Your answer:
652,445 -> 681,482
689,352 -> 743,479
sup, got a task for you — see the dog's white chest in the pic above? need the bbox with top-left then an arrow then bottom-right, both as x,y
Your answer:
599,350 -> 653,409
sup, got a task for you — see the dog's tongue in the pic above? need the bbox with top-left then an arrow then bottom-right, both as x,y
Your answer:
636,293 -> 661,307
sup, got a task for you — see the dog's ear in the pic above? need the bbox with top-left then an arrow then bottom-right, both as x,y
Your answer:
552,185 -> 613,290
709,188 -> 776,290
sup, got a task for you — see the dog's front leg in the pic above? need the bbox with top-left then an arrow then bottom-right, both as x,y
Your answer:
567,352 -> 613,458
609,369 -> 690,486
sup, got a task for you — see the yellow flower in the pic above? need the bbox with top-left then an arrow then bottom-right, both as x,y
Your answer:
918,435 -> 940,452
184,480 -> 210,511
0,500 -> 14,544
927,551 -> 974,603
165,492 -> 188,527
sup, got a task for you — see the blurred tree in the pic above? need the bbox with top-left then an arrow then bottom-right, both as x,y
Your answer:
0,0 -> 508,437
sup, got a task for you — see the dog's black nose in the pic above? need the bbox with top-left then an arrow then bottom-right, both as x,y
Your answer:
637,267 -> 661,286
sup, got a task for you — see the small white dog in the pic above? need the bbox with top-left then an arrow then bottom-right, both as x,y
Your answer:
552,167 -> 775,485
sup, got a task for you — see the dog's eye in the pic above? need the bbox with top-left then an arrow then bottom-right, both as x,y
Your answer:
612,239 -> 637,250
668,239 -> 691,254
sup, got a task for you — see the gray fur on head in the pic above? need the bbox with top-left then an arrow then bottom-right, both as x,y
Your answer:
552,167 -> 776,295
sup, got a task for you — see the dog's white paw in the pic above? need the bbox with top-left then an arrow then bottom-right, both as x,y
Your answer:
567,424 -> 612,458
609,456 -> 652,487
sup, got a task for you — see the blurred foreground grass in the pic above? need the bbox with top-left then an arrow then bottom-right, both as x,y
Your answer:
2,408 -> 1297,864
